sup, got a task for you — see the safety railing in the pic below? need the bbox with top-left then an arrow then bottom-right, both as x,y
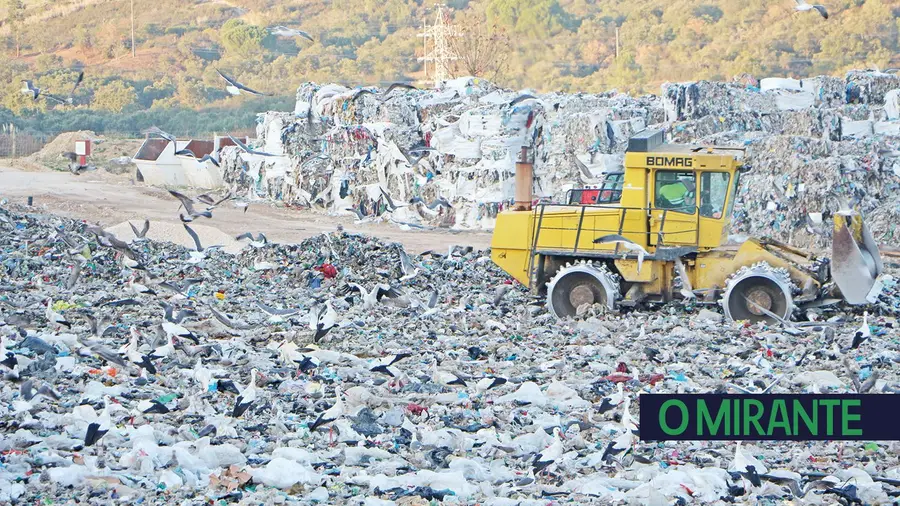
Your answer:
526,203 -> 701,277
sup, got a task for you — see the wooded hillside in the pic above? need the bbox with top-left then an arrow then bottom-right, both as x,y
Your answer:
1,0 -> 897,135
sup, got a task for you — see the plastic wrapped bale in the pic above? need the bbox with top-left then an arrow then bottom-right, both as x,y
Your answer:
662,81 -> 777,121
256,112 -> 296,156
845,71 -> 900,105
780,109 -> 843,140
806,76 -> 846,108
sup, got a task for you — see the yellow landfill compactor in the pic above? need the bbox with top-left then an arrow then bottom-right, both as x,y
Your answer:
490,128 -> 885,323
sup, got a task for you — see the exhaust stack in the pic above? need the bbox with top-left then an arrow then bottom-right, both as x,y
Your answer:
514,146 -> 534,211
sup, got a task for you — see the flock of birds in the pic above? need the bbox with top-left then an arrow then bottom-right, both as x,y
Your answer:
1,194 -> 897,503
0,192 -> 444,448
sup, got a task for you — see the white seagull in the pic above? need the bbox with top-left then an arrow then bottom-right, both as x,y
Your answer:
593,235 -> 648,274
127,274 -> 156,296
431,359 -> 467,388
268,25 -> 314,42
347,282 -> 400,310
398,248 -> 419,281
794,0 -> 828,19
182,223 -> 221,264
236,232 -> 267,248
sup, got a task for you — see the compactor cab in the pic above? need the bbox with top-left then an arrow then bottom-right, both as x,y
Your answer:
491,129 -> 885,323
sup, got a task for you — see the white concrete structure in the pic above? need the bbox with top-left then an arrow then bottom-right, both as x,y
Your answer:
133,136 -> 246,188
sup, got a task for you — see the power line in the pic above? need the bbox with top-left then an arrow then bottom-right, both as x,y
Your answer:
418,5 -> 457,87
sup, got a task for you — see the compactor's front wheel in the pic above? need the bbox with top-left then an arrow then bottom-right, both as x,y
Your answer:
547,261 -> 620,319
722,262 -> 794,323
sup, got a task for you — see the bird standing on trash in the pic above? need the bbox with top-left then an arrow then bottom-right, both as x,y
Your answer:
850,311 -> 871,350
310,300 -> 337,342
232,369 -> 258,418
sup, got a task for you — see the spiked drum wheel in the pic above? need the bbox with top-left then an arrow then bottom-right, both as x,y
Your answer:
546,261 -> 620,319
722,262 -> 794,324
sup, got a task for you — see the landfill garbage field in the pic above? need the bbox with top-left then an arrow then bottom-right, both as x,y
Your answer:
1,202 -> 900,505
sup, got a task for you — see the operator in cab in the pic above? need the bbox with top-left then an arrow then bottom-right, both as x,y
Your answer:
657,176 -> 695,213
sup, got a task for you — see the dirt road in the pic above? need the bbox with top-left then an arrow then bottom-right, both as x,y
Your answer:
0,165 -> 492,253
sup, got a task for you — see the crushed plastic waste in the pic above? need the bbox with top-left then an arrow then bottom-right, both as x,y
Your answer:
1,192 -> 899,504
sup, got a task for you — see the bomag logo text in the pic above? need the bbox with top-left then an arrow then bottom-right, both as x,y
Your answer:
646,156 -> 693,168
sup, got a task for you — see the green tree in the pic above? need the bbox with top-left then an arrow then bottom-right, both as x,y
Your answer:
34,54 -> 63,73
4,0 -> 25,57
92,81 -> 137,113
73,28 -> 93,51
220,19 -> 272,57
142,77 -> 176,108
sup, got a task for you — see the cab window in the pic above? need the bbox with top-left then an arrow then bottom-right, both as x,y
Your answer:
725,171 -> 741,219
700,172 -> 731,218
655,171 -> 696,214
597,173 -> 623,204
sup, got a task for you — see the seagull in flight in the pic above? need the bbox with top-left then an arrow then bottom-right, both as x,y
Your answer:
381,82 -> 418,100
182,223 -> 221,264
268,26 -> 314,42
256,302 -> 301,323
398,248 -> 419,282
794,0 -> 828,19
508,94 -> 538,107
63,71 -> 84,105
228,134 -> 276,157
169,190 -> 213,221
346,282 -> 401,309
129,219 -> 150,240
142,126 -> 176,144
236,232 -> 267,248
216,68 -> 272,96
350,82 -> 418,102
20,80 -> 44,100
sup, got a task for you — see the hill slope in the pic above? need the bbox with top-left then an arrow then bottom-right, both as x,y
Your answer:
0,0 -> 897,135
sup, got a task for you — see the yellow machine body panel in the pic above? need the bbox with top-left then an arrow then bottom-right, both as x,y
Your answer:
490,211 -> 535,285
689,240 -> 821,294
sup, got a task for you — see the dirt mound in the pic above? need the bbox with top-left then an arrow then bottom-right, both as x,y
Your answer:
26,131 -> 142,174
27,131 -> 101,168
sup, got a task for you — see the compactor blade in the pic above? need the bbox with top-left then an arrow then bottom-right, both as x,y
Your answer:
831,210 -> 884,304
